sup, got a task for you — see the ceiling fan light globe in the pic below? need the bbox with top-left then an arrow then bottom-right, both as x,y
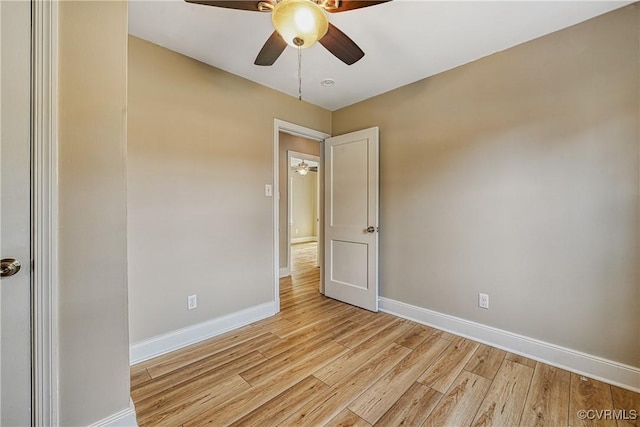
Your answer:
296,160 -> 310,175
272,0 -> 328,49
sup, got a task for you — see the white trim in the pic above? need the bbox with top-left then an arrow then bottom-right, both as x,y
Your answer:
89,399 -> 137,427
279,267 -> 291,278
129,301 -> 278,364
291,237 -> 318,244
273,120 -> 330,306
380,297 -> 640,393
32,1 -> 59,425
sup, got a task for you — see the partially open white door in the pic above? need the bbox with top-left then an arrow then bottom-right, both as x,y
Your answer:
324,127 -> 379,312
1,1 -> 32,424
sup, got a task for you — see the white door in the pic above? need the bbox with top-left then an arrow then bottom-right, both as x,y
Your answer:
324,127 -> 379,312
0,1 -> 32,425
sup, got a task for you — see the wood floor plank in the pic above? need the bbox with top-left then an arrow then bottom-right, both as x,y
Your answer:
423,371 -> 492,427
248,313 -> 287,328
143,320 -> 292,378
134,352 -> 264,416
348,334 -> 451,424
374,382 -> 442,427
394,324 -> 436,349
274,303 -> 352,337
611,385 -> 640,427
282,343 -> 412,426
314,320 -> 414,386
274,305 -> 359,341
280,295 -> 322,312
135,333 -> 274,386
519,363 -> 570,427
182,341 -> 350,426
569,373 -> 617,427
279,295 -> 330,313
326,408 -> 372,427
464,343 -> 507,380
137,374 -> 250,426
506,352 -> 538,369
229,376 -> 330,426
246,315 -> 300,335
280,294 -> 337,316
241,335 -> 346,386
347,308 -> 381,325
334,313 -> 400,349
430,329 -> 460,342
130,364 -> 152,389
257,319 -> 359,359
280,287 -> 320,303
132,344 -> 267,402
471,359 -> 534,427
418,338 -> 480,393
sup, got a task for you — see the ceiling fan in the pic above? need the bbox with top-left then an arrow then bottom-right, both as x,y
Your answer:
185,0 -> 390,66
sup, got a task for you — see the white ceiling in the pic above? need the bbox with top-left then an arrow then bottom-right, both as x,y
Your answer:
129,0 -> 633,111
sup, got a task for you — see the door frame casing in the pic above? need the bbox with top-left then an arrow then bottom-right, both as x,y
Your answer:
286,150 -> 321,275
32,1 -> 59,425
273,120 -> 329,307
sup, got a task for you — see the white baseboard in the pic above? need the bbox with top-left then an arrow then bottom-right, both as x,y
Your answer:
279,267 -> 291,278
130,301 -> 278,365
291,236 -> 318,244
379,297 -> 640,393
89,399 -> 137,427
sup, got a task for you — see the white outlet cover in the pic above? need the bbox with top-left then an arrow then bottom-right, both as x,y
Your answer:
188,294 -> 197,310
478,293 -> 489,309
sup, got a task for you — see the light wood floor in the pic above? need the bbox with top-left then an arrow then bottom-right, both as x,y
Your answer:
131,243 -> 639,426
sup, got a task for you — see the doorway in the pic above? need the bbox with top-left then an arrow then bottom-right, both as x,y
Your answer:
288,152 -> 320,275
273,121 -> 380,312
273,120 -> 329,307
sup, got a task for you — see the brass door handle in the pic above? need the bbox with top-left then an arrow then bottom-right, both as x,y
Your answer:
0,258 -> 21,278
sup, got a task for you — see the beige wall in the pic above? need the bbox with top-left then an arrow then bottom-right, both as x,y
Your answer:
58,1 -> 131,425
128,37 -> 330,343
278,133 -> 321,268
333,5 -> 640,367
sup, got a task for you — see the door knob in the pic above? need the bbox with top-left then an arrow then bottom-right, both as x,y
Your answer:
365,226 -> 375,233
0,258 -> 21,277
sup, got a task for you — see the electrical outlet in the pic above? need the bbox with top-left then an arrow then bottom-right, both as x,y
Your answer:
478,293 -> 489,309
188,294 -> 197,310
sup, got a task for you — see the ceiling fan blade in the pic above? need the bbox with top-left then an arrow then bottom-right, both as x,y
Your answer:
319,23 -> 364,65
184,0 -> 262,11
255,31 -> 288,66
326,0 -> 391,13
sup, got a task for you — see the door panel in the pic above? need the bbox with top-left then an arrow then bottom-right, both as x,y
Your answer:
330,139 -> 368,227
330,240 -> 368,289
0,1 -> 32,425
324,127 -> 379,311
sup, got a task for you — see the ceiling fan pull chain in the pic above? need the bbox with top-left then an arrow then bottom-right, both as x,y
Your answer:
298,45 -> 302,101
